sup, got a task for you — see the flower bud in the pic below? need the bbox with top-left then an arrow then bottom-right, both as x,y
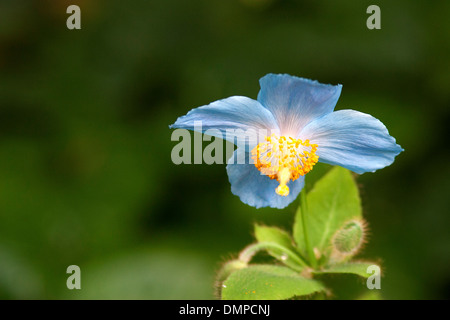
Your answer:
331,219 -> 366,260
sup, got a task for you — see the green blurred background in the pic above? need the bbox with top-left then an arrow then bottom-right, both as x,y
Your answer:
0,0 -> 449,299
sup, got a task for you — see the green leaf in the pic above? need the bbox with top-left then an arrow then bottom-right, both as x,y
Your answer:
221,265 -> 325,300
254,225 -> 305,271
313,262 -> 379,278
293,167 -> 362,261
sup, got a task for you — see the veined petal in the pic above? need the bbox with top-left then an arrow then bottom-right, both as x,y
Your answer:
226,149 -> 305,209
257,74 -> 342,137
170,96 -> 279,147
300,110 -> 403,174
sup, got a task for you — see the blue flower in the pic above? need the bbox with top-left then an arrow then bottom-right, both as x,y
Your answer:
170,74 -> 403,209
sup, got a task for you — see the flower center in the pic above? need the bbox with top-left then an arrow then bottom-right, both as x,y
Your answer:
251,134 -> 319,197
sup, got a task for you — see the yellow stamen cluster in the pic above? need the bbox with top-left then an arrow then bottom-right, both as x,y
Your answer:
251,134 -> 319,197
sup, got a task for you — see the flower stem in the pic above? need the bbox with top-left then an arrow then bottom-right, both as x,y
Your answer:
238,241 -> 308,269
300,185 -> 318,269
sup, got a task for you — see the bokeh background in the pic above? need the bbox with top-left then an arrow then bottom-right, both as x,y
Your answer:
0,0 -> 449,299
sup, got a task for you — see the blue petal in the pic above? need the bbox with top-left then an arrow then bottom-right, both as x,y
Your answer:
257,74 -> 342,137
226,149 -> 304,209
300,110 -> 404,174
170,96 -> 279,147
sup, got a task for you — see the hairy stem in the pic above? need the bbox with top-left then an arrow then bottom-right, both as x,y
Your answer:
239,241 -> 308,269
300,186 -> 318,269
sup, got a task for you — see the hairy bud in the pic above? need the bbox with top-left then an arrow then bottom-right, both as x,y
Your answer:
331,219 -> 366,261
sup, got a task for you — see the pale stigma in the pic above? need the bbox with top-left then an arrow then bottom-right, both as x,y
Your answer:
251,134 -> 319,196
